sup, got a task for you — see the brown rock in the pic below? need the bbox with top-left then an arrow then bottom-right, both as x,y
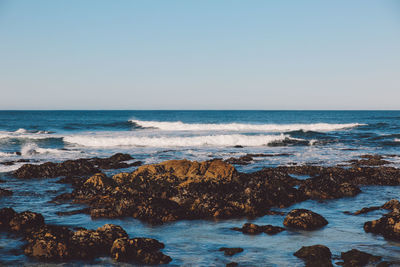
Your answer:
294,245 -> 332,267
341,249 -> 382,267
232,223 -> 285,235
9,211 -> 45,233
219,247 -> 244,256
110,237 -> 172,264
283,209 -> 328,230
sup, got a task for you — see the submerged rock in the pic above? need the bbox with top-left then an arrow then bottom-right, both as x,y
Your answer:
340,249 -> 382,266
294,245 -> 332,267
219,247 -> 244,256
283,209 -> 328,230
231,223 -> 285,235
13,153 -> 141,179
0,188 -> 13,197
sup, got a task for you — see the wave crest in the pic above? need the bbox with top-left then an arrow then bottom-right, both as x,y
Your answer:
129,120 -> 364,132
64,134 -> 300,147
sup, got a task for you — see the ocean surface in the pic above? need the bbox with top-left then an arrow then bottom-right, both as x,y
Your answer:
1,110 -> 400,266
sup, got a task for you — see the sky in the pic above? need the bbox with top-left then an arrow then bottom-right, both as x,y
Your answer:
0,0 -> 399,110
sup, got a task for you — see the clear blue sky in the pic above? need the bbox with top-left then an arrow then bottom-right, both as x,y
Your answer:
0,0 -> 399,109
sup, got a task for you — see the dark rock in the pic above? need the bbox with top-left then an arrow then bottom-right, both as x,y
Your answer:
13,153 -> 137,178
299,177 -> 361,200
110,237 -> 171,264
294,245 -> 332,267
364,211 -> 400,240
226,262 -> 239,267
24,225 -> 73,260
225,155 -> 253,165
219,247 -> 244,256
232,223 -> 285,235
0,207 -> 17,229
9,211 -> 45,233
56,208 -> 91,216
341,249 -> 382,266
0,188 -> 13,197
348,154 -> 391,166
352,199 -> 400,215
283,209 -> 328,230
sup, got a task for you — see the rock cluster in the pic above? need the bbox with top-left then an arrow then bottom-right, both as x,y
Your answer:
61,159 -> 305,224
0,207 -> 171,264
283,209 -> 328,230
231,223 -> 285,235
14,153 -> 141,178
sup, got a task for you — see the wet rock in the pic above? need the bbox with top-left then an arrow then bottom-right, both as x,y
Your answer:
0,207 -> 17,229
13,153 -> 138,178
110,237 -> 172,264
56,208 -> 91,216
24,225 -> 73,260
56,176 -> 85,187
283,209 -> 328,230
231,223 -> 285,235
225,155 -> 253,165
63,159 -> 305,224
352,199 -> 400,215
294,245 -> 332,267
0,188 -> 13,197
364,211 -> 400,240
9,211 -> 45,233
299,177 -> 361,200
348,154 -> 391,166
226,262 -> 238,267
219,247 -> 244,256
341,249 -> 382,266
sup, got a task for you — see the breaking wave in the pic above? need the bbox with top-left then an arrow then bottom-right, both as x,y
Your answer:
129,120 -> 364,132
64,134 -> 300,147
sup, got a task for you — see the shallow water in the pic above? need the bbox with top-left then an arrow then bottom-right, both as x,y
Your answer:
1,111 -> 400,266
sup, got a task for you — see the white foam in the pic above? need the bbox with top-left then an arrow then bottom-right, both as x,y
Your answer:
129,120 -> 364,132
20,143 -> 71,156
64,134 -> 295,148
0,130 -> 57,140
395,138 -> 400,142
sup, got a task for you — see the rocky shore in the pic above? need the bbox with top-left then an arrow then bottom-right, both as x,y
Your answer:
1,153 -> 400,265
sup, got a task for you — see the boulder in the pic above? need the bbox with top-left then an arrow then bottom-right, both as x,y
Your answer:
341,249 -> 382,266
294,245 -> 332,267
110,237 -> 172,264
0,188 -> 13,197
0,207 -> 17,229
9,211 -> 45,233
364,211 -> 400,240
283,209 -> 328,230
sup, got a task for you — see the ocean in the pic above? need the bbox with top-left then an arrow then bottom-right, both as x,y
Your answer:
1,110 -> 400,266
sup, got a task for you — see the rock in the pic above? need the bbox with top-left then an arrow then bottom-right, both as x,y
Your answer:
0,188 -> 13,197
364,211 -> 400,240
352,199 -> 400,215
24,225 -> 73,260
341,249 -> 382,266
56,159 -> 306,224
13,153 -> 138,178
299,177 -> 361,200
219,247 -> 244,256
225,155 -> 253,165
231,223 -> 285,235
0,207 -> 17,229
226,262 -> 239,267
283,209 -> 328,230
9,211 -> 45,233
348,154 -> 391,166
110,237 -> 172,264
294,245 -> 332,267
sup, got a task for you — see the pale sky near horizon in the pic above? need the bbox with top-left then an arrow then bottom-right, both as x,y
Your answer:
0,0 -> 399,110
